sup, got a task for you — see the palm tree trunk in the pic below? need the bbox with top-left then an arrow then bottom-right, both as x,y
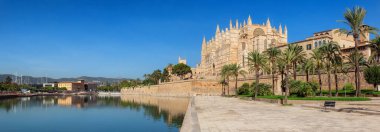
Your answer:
222,83 -> 225,96
226,78 -> 230,96
328,69 -> 332,97
306,71 -> 309,82
272,64 -> 275,95
235,76 -> 238,95
318,69 -> 322,96
293,63 -> 297,80
354,36 -> 361,97
334,69 -> 339,97
284,66 -> 290,105
254,68 -> 260,100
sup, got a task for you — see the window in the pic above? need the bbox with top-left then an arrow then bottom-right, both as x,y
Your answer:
306,44 -> 312,50
242,43 -> 246,50
264,40 -> 267,49
314,42 -> 318,48
256,39 -> 259,51
319,41 -> 322,46
323,40 -> 326,44
242,55 -> 245,67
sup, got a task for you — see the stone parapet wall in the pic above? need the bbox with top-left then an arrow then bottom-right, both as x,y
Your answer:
122,71 -> 373,96
121,80 -> 222,97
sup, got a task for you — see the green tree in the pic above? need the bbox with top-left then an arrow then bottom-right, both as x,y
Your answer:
220,65 -> 232,95
310,49 -> 324,96
319,41 -> 342,97
172,63 -> 192,80
247,51 -> 268,99
150,69 -> 162,84
227,64 -> 247,95
264,47 -> 281,94
161,68 -> 170,82
4,76 -> 12,84
345,51 -> 369,95
278,45 -> 299,104
369,37 -> 380,64
364,65 -> 380,91
300,59 -> 315,83
339,6 -> 378,96
288,44 -> 306,80
277,58 -> 286,93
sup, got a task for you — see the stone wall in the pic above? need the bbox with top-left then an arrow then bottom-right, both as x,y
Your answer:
121,80 -> 222,97
121,71 -> 373,96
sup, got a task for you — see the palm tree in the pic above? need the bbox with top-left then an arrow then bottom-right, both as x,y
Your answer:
221,65 -> 231,95
332,56 -> 343,97
247,51 -> 268,99
218,78 -> 227,96
339,6 -> 378,96
300,59 -> 315,82
369,37 -> 380,64
310,49 -> 324,96
288,44 -> 306,80
278,47 -> 298,104
277,58 -> 286,95
345,51 -> 369,95
228,64 -> 247,95
264,47 -> 282,94
319,41 -> 341,97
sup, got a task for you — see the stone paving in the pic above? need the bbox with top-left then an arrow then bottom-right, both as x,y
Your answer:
194,96 -> 380,132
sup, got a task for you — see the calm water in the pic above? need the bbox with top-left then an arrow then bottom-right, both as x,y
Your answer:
0,95 -> 189,132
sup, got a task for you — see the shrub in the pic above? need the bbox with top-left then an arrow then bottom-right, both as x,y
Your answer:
308,81 -> 319,93
237,82 -> 273,96
251,82 -> 273,96
342,83 -> 355,91
364,65 -> 380,90
237,83 -> 251,95
289,80 -> 315,97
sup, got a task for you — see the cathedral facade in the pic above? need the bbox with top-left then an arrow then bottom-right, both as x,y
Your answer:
193,16 -> 288,79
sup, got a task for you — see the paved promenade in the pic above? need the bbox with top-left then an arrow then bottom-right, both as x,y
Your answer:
192,96 -> 380,132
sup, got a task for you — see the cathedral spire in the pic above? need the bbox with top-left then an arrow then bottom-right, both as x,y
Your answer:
247,15 -> 252,25
230,19 -> 233,29
279,24 -> 283,35
216,24 -> 220,34
266,18 -> 271,28
284,25 -> 288,36
235,19 -> 239,29
243,20 -> 246,26
202,36 -> 206,46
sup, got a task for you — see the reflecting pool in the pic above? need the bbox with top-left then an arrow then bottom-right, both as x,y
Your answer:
0,95 -> 189,132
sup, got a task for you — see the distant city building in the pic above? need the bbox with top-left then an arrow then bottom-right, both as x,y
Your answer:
85,82 -> 97,91
178,56 -> 187,64
58,80 -> 98,91
43,83 -> 58,87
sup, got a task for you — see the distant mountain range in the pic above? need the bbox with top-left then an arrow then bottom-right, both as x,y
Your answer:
0,74 -> 129,84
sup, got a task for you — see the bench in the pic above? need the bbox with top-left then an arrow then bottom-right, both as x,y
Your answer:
323,101 -> 336,111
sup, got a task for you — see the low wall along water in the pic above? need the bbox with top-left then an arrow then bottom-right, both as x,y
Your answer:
121,71 -> 373,96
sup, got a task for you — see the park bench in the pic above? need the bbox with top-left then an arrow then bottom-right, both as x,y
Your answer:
323,101 -> 336,111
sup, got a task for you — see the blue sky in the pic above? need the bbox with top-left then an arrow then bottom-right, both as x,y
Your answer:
0,0 -> 379,79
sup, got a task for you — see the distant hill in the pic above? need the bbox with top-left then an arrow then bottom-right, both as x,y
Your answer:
0,74 -> 129,84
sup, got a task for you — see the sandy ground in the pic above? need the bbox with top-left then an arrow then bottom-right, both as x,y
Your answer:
193,96 -> 380,132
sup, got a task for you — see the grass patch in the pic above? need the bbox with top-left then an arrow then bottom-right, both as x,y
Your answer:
287,97 -> 370,101
238,94 -> 253,98
242,95 -> 371,101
